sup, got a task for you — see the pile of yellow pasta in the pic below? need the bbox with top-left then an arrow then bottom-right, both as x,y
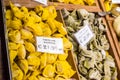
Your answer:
6,2 -> 75,80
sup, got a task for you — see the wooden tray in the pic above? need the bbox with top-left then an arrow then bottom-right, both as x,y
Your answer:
3,1 -> 80,80
49,0 -> 102,12
60,9 -> 120,79
99,0 -> 117,21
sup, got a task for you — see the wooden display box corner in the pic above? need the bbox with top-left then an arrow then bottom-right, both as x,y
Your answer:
3,0 -> 80,80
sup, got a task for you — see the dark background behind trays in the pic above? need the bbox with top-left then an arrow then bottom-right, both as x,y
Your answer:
0,0 -> 11,80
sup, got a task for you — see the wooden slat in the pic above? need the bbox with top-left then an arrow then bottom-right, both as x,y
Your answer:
49,0 -> 102,12
4,0 -> 102,12
50,0 -> 102,12
52,3 -> 101,12
108,21 -> 120,59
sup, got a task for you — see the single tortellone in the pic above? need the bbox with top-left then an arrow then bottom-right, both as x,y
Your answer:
6,2 -> 75,80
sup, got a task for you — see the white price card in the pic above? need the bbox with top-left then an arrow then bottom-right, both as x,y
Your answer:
36,37 -> 64,54
33,0 -> 47,5
112,0 -> 120,3
74,25 -> 94,47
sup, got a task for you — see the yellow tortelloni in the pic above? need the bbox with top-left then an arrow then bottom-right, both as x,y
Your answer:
38,76 -> 52,80
24,41 -> 35,52
40,22 -> 52,36
27,75 -> 38,80
42,64 -> 55,78
20,29 -> 33,40
47,18 -> 57,34
54,20 -> 67,35
9,50 -> 17,64
55,75 -> 69,80
23,69 -> 41,80
52,33 -> 65,38
8,42 -> 20,50
10,2 -> 24,19
8,30 -> 23,43
27,53 -> 40,71
58,50 -> 68,60
40,53 -> 47,70
63,37 -> 73,50
17,59 -> 28,74
54,60 -> 76,78
24,22 -> 43,36
41,8 -> 50,21
9,18 -> 22,29
70,0 -> 84,5
17,44 -> 26,59
46,54 -> 58,64
11,62 -> 23,80
6,9 -> 13,20
45,6 -> 57,19
20,6 -> 29,15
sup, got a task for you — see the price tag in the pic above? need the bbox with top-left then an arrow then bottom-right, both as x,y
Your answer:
74,25 -> 94,47
112,0 -> 120,4
36,37 -> 64,54
33,0 -> 47,5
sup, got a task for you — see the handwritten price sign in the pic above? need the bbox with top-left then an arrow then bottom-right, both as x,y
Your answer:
74,25 -> 94,47
36,37 -> 64,54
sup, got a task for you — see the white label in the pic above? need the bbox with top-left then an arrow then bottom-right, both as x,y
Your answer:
74,25 -> 94,47
112,0 -> 120,3
36,37 -> 64,54
33,0 -> 47,5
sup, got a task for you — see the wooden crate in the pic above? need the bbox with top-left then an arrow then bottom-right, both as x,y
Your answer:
3,0 -> 80,80
49,0 -> 102,12
60,9 -> 120,79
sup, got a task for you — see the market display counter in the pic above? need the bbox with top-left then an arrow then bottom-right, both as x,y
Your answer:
0,0 -> 120,80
